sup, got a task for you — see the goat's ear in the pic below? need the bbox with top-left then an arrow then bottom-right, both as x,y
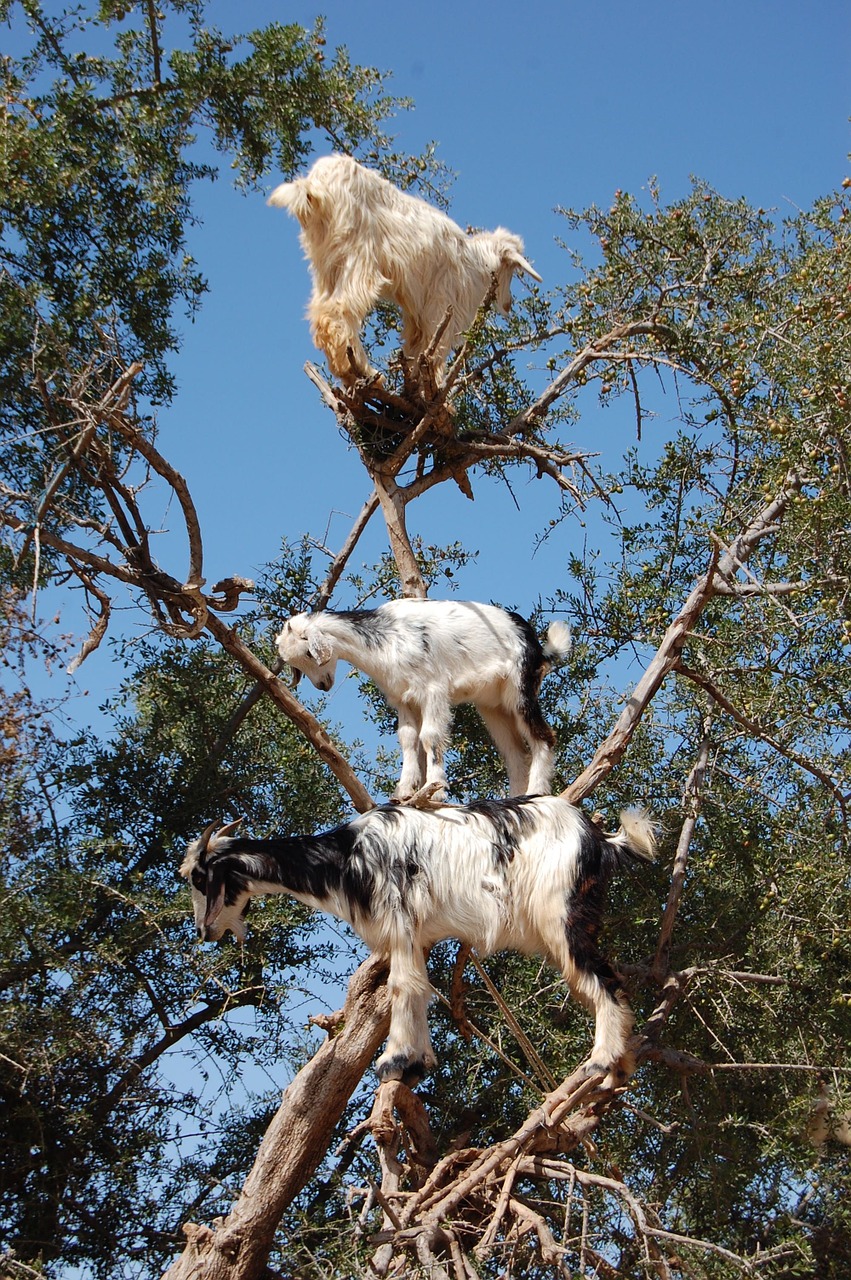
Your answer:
307,629 -> 333,665
203,867 -> 227,928
508,251 -> 542,283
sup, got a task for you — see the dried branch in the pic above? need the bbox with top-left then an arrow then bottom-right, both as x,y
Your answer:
102,405 -> 205,599
561,472 -> 803,805
676,661 -> 848,821
653,731 -> 712,981
65,565 -> 111,673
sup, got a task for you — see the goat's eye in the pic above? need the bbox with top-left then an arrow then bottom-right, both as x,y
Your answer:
191,869 -> 207,891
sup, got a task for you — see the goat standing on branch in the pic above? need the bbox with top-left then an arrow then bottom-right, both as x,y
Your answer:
275,600 -> 572,802
268,154 -> 542,384
181,799 -> 656,1086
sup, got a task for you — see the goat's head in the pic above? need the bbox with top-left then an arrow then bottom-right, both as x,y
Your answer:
179,819 -> 250,942
275,614 -> 337,691
486,229 -> 543,315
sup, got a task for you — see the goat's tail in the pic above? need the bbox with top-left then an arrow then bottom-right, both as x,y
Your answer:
542,620 -> 572,664
268,178 -> 314,223
606,808 -> 658,865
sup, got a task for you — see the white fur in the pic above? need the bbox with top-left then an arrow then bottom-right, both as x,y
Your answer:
182,799 -> 657,1085
268,154 -> 541,383
275,600 -> 572,801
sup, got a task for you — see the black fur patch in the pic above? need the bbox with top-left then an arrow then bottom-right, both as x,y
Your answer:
331,609 -> 390,648
208,827 -> 377,917
462,795 -> 540,867
563,822 -> 623,997
377,1052 -> 431,1085
507,611 -> 556,747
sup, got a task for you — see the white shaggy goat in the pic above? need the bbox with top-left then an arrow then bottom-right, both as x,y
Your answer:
181,798 -> 656,1085
275,600 -> 572,802
268,154 -> 542,383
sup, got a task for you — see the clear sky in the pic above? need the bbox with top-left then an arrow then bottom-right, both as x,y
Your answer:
20,0 -> 850,728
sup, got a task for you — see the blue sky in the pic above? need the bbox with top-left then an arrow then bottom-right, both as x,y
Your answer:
17,0 -> 850,732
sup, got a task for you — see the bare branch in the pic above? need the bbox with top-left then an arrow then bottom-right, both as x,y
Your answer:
65,566 -> 111,673
653,732 -> 712,981
504,319 -> 678,439
677,661 -> 848,821
561,472 -> 803,805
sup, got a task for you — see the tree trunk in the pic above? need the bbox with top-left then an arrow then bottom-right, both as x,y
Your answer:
162,954 -> 391,1280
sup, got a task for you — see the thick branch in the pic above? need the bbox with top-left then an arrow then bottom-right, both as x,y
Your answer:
561,473 -> 802,805
370,472 -> 427,598
560,546 -> 719,804
163,954 -> 391,1280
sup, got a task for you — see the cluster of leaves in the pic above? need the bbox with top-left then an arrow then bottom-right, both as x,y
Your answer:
0,0 -> 408,582
1,3 -> 850,1278
0,624 -> 356,1275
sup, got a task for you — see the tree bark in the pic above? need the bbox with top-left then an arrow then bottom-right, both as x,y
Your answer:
162,954 -> 391,1280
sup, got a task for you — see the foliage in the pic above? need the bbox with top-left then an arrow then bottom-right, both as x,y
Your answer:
0,624 -> 354,1275
0,0 -> 410,568
0,2 -> 849,1277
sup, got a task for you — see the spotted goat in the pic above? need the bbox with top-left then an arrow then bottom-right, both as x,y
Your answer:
276,599 -> 572,803
181,797 -> 656,1086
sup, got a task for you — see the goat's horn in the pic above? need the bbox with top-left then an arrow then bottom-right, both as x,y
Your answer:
197,819 -> 221,852
208,817 -> 245,851
514,254 -> 542,283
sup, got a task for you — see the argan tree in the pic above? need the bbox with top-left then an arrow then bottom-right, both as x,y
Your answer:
1,4 -> 849,1278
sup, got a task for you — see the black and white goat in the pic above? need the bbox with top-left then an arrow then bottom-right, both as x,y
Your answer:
181,798 -> 656,1085
268,154 -> 541,384
275,600 -> 572,802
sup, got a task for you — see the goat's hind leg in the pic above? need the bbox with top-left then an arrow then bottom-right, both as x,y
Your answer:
478,705 -> 532,796
542,917 -> 635,1086
375,941 -> 436,1086
567,958 -> 635,1087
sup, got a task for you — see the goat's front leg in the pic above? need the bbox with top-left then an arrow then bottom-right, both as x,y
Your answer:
417,693 -> 450,801
392,703 -> 425,802
376,941 -> 435,1086
309,294 -> 374,384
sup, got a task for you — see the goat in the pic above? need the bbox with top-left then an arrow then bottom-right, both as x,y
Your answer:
181,798 -> 656,1085
275,600 -> 572,802
268,154 -> 542,384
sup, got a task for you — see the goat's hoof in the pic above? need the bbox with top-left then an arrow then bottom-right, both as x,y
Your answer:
376,1052 -> 433,1086
581,1054 -> 634,1090
404,782 -> 447,809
